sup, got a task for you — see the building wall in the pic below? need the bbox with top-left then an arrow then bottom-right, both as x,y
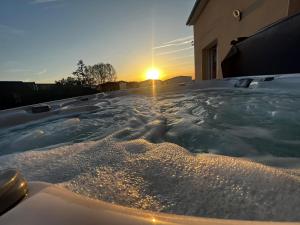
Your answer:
288,0 -> 300,16
193,0 -> 290,80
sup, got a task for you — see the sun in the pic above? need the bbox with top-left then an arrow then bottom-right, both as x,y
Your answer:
146,68 -> 160,80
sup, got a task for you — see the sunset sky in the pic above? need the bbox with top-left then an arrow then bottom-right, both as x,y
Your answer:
0,0 -> 195,83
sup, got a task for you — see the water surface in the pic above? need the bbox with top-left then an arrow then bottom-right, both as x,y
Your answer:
0,81 -> 299,221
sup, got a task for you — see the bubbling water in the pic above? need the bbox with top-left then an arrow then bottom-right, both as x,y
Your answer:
0,84 -> 300,221
0,137 -> 299,221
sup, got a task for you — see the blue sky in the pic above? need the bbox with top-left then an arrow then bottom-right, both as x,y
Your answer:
0,0 -> 195,82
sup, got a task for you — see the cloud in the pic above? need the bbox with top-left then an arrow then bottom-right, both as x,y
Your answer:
36,69 -> 47,75
153,35 -> 194,60
154,36 -> 193,50
153,40 -> 193,50
155,46 -> 194,56
0,24 -> 25,36
4,68 -> 47,76
30,0 -> 61,4
5,68 -> 31,73
164,36 -> 193,45
2,61 -> 21,67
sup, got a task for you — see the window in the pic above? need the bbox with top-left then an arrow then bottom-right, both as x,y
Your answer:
203,41 -> 218,80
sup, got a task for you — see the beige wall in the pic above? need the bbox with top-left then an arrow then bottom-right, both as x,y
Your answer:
288,0 -> 300,16
193,0 -> 291,80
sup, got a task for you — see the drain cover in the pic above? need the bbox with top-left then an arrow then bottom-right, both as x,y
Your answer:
0,170 -> 28,216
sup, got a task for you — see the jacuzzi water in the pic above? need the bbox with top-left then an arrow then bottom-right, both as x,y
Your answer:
0,76 -> 300,221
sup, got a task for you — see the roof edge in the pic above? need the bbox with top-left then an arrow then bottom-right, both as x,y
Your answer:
186,0 -> 209,25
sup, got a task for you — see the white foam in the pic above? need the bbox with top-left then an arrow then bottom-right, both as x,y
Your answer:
0,138 -> 299,221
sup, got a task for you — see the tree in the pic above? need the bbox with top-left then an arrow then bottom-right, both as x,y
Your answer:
89,63 -> 117,85
56,60 -> 117,87
55,76 -> 78,86
105,63 -> 117,83
72,60 -> 91,86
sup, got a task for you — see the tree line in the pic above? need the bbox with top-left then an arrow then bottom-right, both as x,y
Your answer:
56,60 -> 117,86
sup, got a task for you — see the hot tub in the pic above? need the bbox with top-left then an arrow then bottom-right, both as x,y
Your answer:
0,75 -> 299,224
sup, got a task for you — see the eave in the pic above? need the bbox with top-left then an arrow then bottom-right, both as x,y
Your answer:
186,0 -> 210,25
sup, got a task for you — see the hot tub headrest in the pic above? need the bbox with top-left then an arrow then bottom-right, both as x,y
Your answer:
0,169 -> 28,216
31,105 -> 51,114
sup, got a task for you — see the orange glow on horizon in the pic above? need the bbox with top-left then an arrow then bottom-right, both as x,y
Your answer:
116,58 -> 194,82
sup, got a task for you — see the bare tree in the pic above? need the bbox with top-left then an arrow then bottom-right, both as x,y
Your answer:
56,61 -> 117,87
105,63 -> 117,82
72,60 -> 90,85
90,63 -> 117,85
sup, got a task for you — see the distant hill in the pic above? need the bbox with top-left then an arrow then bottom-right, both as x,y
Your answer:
163,76 -> 192,85
139,79 -> 163,87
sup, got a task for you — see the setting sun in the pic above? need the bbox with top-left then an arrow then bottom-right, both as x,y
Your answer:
146,68 -> 160,80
